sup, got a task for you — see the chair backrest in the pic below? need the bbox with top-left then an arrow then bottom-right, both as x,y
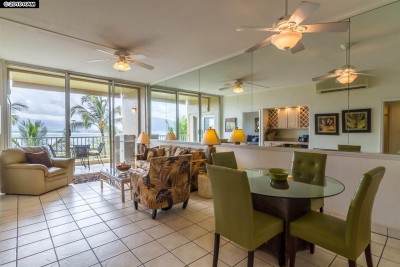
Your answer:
212,151 -> 238,169
291,151 -> 327,185
207,164 -> 254,247
148,155 -> 191,187
338,144 -> 361,152
97,142 -> 105,153
345,166 -> 385,257
48,144 -> 56,157
73,145 -> 90,158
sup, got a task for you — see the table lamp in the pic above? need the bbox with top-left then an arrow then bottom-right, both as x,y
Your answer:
201,128 -> 221,164
136,132 -> 150,155
228,128 -> 246,145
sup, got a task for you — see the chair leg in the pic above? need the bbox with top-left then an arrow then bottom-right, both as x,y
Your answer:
348,260 -> 356,267
151,209 -> 157,219
310,243 -> 315,254
134,201 -> 138,210
365,243 -> 373,267
213,233 -> 220,267
279,232 -> 285,267
183,199 -> 189,209
289,236 -> 297,267
99,155 -> 103,165
247,251 -> 254,267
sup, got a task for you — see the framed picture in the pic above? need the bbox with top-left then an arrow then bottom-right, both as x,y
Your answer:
225,118 -> 236,132
255,117 -> 260,132
315,113 -> 339,135
342,108 -> 371,133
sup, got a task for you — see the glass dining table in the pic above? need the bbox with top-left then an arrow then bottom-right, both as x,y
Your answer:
245,168 -> 345,265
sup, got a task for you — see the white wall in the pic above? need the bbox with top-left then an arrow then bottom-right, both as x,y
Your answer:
223,65 -> 400,152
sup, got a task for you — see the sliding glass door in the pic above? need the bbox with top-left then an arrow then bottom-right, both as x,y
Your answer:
7,65 -> 141,175
9,68 -> 66,156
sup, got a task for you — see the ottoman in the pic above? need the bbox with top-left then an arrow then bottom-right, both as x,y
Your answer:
198,172 -> 213,199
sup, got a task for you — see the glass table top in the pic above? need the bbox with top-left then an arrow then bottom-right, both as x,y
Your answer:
246,168 -> 345,199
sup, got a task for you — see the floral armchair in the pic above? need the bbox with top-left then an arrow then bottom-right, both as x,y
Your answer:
131,155 -> 191,219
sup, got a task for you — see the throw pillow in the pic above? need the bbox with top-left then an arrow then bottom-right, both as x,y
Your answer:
174,147 -> 189,156
26,151 -> 53,167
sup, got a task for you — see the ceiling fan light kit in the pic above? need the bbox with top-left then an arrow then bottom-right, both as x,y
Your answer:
271,30 -> 302,50
233,85 -> 244,93
336,72 -> 357,84
113,61 -> 131,71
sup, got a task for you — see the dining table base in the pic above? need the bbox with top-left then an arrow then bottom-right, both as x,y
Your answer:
252,194 -> 312,266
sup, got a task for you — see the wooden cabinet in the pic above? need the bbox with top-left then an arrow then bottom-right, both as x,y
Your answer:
277,107 -> 299,128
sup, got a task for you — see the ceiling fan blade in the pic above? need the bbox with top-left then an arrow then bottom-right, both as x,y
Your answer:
289,1 -> 320,25
312,73 -> 338,82
219,87 -> 232,91
96,49 -> 115,56
243,82 -> 269,89
290,41 -> 305,54
302,21 -> 350,33
354,72 -> 377,77
127,51 -> 148,60
245,36 -> 272,53
132,61 -> 154,70
85,58 -> 113,63
236,26 -> 277,32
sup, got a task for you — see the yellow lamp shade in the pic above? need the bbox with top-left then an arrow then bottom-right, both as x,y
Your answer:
201,128 -> 221,146
271,31 -> 302,50
136,132 -> 150,144
228,128 -> 246,145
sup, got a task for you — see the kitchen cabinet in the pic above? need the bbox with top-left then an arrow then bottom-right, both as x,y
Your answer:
277,107 -> 299,128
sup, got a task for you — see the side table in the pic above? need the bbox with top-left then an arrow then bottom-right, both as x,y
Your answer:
198,172 -> 213,199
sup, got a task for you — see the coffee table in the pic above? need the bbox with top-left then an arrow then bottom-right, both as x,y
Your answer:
99,168 -> 144,202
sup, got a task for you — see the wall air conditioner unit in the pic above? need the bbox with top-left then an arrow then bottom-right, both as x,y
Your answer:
315,76 -> 369,94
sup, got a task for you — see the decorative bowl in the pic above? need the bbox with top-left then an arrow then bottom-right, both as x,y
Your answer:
116,163 -> 131,171
269,168 -> 289,182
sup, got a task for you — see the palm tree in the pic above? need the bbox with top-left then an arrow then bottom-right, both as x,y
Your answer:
70,95 -> 121,142
11,102 -> 28,125
18,119 -> 48,146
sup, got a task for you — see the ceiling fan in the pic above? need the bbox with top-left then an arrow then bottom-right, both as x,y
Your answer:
312,43 -> 375,84
237,0 -> 350,53
219,79 -> 268,93
86,49 -> 154,72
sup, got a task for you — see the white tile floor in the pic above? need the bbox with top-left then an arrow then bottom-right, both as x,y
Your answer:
0,182 -> 399,267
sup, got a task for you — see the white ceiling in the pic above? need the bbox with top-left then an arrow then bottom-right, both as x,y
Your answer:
0,0 -> 397,91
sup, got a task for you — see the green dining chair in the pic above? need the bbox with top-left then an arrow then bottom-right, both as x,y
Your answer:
207,165 -> 284,267
338,144 -> 361,152
211,151 -> 238,169
291,151 -> 327,212
289,166 -> 385,267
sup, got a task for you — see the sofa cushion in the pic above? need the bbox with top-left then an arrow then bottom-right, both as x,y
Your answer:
0,148 -> 26,165
161,146 -> 177,157
147,148 -> 165,160
26,152 -> 53,167
47,167 -> 67,177
188,149 -> 205,161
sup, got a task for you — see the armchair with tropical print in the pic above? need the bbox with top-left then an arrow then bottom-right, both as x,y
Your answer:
131,155 -> 191,219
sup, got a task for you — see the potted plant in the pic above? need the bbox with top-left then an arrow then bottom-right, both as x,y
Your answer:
265,123 -> 277,141
165,120 -> 176,140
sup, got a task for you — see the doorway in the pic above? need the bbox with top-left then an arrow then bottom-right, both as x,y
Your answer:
383,100 -> 400,154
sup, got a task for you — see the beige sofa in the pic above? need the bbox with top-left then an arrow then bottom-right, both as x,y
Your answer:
1,146 -> 74,195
